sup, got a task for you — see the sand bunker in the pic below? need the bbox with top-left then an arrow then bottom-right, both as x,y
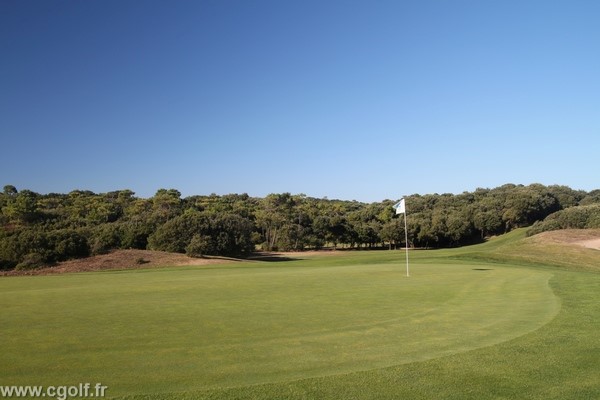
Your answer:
578,238 -> 600,250
529,229 -> 600,250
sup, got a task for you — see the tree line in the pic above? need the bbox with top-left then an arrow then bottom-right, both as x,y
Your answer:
527,204 -> 600,236
1,183 -> 598,270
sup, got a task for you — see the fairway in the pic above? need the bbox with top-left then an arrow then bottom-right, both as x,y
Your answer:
0,254 -> 560,398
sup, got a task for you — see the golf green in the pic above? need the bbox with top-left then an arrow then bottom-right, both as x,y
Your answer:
0,259 -> 558,397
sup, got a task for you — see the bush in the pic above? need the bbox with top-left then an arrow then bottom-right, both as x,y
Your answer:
148,212 -> 208,253
0,233 -> 20,269
91,224 -> 122,255
48,229 -> 90,261
527,219 -> 561,236
527,205 -> 600,236
149,212 -> 253,257
120,220 -> 153,249
15,252 -> 45,270
185,234 -> 213,257
586,213 -> 600,229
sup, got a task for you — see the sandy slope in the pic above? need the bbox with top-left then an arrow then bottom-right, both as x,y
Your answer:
580,238 -> 600,250
1,249 -> 232,276
530,229 -> 600,250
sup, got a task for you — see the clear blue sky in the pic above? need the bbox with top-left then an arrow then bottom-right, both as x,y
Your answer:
1,0 -> 599,202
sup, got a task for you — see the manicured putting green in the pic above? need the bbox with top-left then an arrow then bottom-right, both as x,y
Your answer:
0,260 -> 558,398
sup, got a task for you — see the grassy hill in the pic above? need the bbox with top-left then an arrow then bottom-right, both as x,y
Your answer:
0,230 -> 598,399
447,228 -> 600,272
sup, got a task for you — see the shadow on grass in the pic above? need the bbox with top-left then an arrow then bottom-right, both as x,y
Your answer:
248,253 -> 304,262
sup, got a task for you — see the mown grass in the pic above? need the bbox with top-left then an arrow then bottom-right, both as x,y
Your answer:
446,228 -> 600,273
135,269 -> 596,400
0,230 -> 598,399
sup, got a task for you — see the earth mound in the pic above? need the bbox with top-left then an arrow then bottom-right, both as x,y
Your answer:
1,249 -> 232,276
528,229 -> 600,250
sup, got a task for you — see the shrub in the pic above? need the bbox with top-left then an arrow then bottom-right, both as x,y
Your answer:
527,205 -> 600,236
48,229 -> 90,261
15,252 -> 45,270
149,212 -> 253,257
185,234 -> 213,257
91,224 -> 122,255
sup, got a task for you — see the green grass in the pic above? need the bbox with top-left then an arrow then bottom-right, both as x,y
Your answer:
0,231 -> 598,399
446,228 -> 600,273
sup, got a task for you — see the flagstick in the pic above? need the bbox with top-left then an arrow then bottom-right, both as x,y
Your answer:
393,198 -> 410,277
403,210 -> 409,277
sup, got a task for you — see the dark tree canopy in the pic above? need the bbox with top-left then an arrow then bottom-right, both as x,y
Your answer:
0,183 -> 597,270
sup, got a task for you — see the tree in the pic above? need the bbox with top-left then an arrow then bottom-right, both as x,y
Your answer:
148,211 -> 253,257
255,193 -> 295,251
151,189 -> 182,224
48,229 -> 90,261
90,223 -> 123,255
381,219 -> 404,249
3,185 -> 17,196
148,211 -> 207,253
446,210 -> 474,245
4,189 -> 39,223
2,183 -> 599,271
185,234 -> 213,257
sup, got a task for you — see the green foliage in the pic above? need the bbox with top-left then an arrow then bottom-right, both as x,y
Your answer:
527,204 -> 600,236
0,183 -> 597,270
150,188 -> 182,224
580,189 -> 600,206
112,219 -> 153,250
148,212 -> 207,253
148,211 -> 253,257
0,227 -> 89,268
91,223 -> 123,255
380,219 -> 404,249
14,252 -> 45,270
49,229 -> 89,260
185,234 -> 212,257
3,185 -> 18,196
4,189 -> 40,223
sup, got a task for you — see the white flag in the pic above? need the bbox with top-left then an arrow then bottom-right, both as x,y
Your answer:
393,198 -> 405,214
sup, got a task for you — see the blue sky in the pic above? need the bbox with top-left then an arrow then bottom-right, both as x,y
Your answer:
1,0 -> 599,202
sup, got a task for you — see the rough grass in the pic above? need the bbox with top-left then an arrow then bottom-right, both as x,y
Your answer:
0,249 -> 232,276
0,230 -> 598,399
449,228 -> 600,273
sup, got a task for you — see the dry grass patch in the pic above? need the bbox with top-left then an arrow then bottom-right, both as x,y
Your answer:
0,249 -> 232,276
528,229 -> 600,247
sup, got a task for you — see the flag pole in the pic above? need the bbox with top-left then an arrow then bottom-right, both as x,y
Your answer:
393,198 -> 410,277
403,208 -> 409,277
